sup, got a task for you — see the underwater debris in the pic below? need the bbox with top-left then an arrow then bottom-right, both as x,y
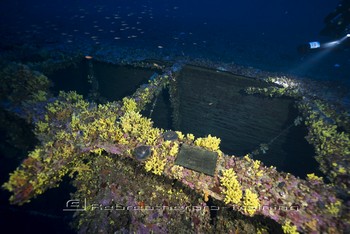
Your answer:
132,145 -> 151,161
163,130 -> 178,141
245,75 -> 350,202
175,144 -> 218,176
1,56 -> 348,233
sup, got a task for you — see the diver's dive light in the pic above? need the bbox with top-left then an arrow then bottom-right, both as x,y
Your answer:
298,34 -> 350,54
298,41 -> 322,54
308,41 -> 321,49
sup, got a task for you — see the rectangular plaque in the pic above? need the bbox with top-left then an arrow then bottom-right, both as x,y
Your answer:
175,144 -> 218,176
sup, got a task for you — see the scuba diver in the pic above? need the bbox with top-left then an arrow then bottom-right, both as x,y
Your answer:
320,0 -> 350,38
298,0 -> 350,54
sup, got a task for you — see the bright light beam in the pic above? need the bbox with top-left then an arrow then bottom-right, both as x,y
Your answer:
322,40 -> 340,48
290,33 -> 350,75
338,34 -> 350,43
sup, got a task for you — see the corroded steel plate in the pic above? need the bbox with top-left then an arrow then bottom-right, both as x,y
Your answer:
175,144 -> 217,176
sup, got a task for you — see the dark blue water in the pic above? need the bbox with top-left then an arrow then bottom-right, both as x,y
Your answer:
1,0 -> 348,84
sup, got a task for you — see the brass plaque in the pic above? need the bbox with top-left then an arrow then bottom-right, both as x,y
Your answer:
175,144 -> 217,176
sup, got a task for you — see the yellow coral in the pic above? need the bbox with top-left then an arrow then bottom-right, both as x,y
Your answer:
2,169 -> 29,192
256,170 -> 264,177
306,173 -> 323,182
186,133 -> 195,141
145,127 -> 161,145
220,168 -> 242,204
338,166 -> 346,174
244,155 -> 263,176
29,149 -> 42,159
253,159 -> 261,170
282,221 -> 299,234
244,154 -> 252,162
58,91 -> 86,104
88,114 -> 118,141
119,137 -> 129,145
170,165 -> 184,180
194,134 -> 221,152
34,74 -> 50,86
145,150 -> 166,175
119,110 -> 161,145
112,128 -> 124,143
176,131 -> 184,141
139,87 -> 151,101
90,148 -> 103,156
46,102 -> 60,113
242,189 -> 260,216
36,121 -> 49,133
71,113 -> 80,130
69,162 -> 92,178
169,143 -> 179,157
326,200 -> 342,216
31,90 -> 48,102
121,97 -> 138,113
